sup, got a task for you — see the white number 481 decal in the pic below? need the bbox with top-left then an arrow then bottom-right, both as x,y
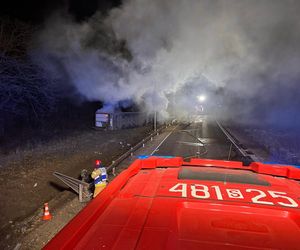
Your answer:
169,183 -> 299,208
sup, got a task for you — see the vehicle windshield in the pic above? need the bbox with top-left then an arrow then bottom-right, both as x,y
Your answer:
179,166 -> 270,186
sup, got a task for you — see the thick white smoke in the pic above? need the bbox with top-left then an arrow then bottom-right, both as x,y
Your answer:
32,0 -> 300,124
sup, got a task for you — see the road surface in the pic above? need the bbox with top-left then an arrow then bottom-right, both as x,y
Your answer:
152,121 -> 234,160
116,117 -> 244,174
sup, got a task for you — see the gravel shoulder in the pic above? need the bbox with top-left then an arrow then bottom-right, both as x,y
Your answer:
0,126 -> 152,249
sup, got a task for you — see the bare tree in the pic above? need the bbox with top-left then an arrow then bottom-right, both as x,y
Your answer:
0,54 -> 59,124
0,17 -> 33,58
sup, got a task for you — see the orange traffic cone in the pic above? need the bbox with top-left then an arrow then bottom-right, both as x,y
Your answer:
42,203 -> 52,221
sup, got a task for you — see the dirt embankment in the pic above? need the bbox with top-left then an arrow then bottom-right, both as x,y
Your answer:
0,126 -> 152,249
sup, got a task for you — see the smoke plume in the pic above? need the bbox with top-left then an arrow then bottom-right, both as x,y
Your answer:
32,0 -> 300,126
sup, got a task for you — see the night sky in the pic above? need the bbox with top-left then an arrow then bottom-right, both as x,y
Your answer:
0,0 -> 122,23
2,0 -> 300,129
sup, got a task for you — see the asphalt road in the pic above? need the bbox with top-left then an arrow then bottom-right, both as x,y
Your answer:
151,119 -> 242,161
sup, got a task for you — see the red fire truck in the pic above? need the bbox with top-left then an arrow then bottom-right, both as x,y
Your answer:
44,156 -> 300,250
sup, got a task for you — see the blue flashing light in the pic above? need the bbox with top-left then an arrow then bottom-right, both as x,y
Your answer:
138,155 -> 149,159
138,155 -> 175,159
152,155 -> 175,158
263,162 -> 300,169
263,161 -> 282,165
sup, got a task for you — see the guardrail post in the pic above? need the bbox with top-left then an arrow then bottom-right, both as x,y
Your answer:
79,184 -> 83,202
228,143 -> 233,160
131,147 -> 134,156
112,167 -> 116,176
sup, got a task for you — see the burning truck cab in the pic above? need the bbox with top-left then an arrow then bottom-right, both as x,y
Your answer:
95,110 -> 111,129
45,157 -> 300,250
95,110 -> 152,130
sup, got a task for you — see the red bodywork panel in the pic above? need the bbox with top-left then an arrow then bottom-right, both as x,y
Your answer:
44,157 -> 300,250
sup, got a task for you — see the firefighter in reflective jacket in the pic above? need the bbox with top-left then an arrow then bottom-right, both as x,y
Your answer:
91,160 -> 107,198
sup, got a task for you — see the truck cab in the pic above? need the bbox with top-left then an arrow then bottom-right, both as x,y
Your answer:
45,157 -> 300,250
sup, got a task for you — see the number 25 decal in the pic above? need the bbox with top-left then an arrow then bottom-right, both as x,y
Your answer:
246,189 -> 298,207
268,191 -> 298,207
169,183 -> 299,208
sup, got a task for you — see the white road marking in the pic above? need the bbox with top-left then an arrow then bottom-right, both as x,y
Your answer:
151,125 -> 179,155
177,141 -> 204,147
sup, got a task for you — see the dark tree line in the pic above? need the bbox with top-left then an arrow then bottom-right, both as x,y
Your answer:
0,17 -> 101,150
0,17 -> 33,58
0,17 -> 60,137
0,53 -> 59,123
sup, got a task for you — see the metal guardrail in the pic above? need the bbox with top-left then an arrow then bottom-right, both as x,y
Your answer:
53,172 -> 92,202
216,121 -> 260,163
52,123 -> 173,202
107,123 -> 173,173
